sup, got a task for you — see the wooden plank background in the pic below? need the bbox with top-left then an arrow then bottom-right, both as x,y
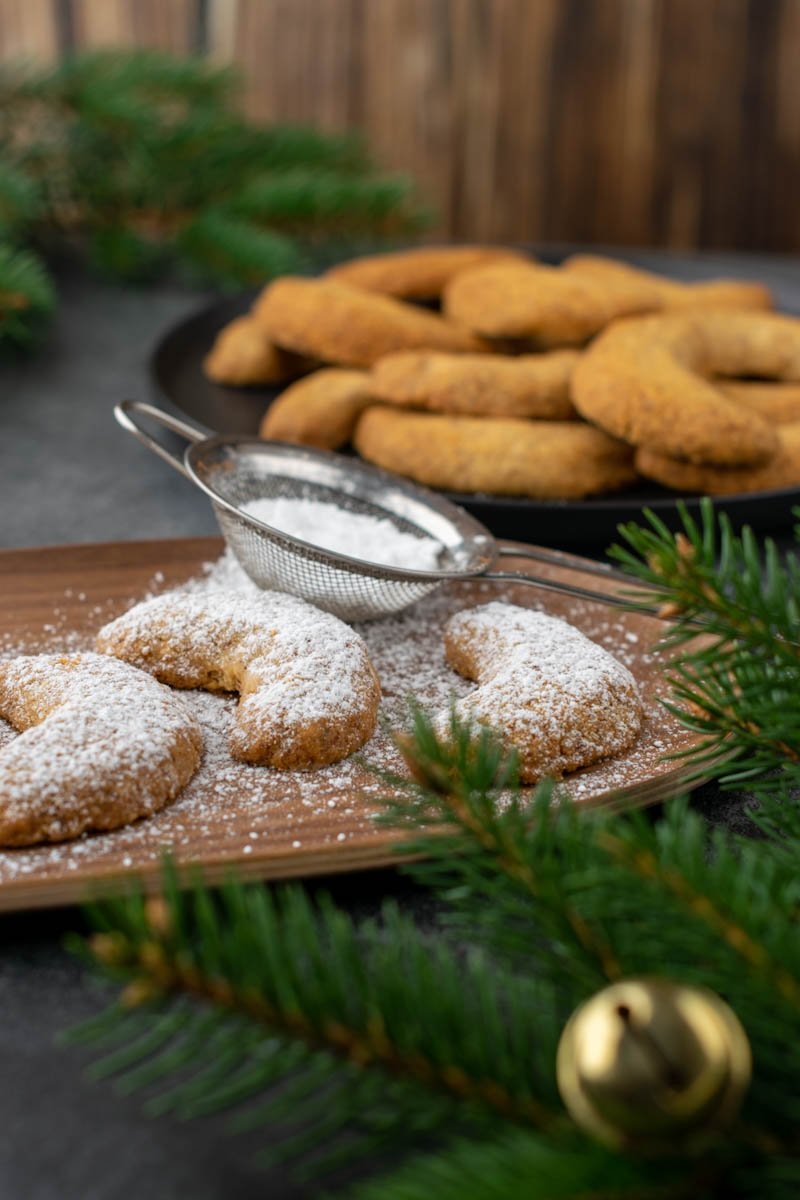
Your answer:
1,0 -> 798,252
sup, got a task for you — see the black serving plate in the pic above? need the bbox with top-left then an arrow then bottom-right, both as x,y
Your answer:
149,251 -> 800,550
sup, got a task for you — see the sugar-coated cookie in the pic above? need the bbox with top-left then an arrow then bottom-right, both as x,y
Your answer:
442,602 -> 642,783
97,590 -> 380,770
0,652 -> 202,846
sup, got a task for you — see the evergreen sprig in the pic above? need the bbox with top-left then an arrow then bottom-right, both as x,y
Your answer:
0,49 -> 430,343
69,509 -> 800,1197
0,162 -> 43,237
0,241 -> 55,348
611,500 -> 800,805
69,871 -> 563,1182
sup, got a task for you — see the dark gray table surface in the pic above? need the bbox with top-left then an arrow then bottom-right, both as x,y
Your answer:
0,252 -> 797,1199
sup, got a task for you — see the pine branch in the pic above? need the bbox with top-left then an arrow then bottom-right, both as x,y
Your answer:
612,502 -> 799,652
348,1128 -> 667,1200
174,211 -> 304,286
51,47 -> 238,106
609,501 -> 800,799
384,707 -> 623,989
87,226 -> 169,282
0,241 -> 55,347
0,49 -> 430,292
202,122 -> 369,176
71,702 -> 800,1192
227,169 -> 430,233
73,767 -> 800,1191
379,715 -> 800,1139
69,871 -> 567,1181
0,162 -> 42,237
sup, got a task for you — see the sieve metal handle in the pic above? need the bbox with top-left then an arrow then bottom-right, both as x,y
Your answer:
481,569 -> 647,614
494,540 -> 633,586
491,539 -> 675,616
114,400 -> 208,479
494,540 -> 676,614
483,564 -> 708,628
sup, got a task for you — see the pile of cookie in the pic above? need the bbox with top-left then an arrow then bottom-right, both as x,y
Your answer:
204,246 -> 800,499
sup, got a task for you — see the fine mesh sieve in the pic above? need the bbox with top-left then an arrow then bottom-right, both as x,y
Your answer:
116,401 -> 644,623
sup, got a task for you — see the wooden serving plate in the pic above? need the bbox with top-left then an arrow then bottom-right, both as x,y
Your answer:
0,537 -> 701,913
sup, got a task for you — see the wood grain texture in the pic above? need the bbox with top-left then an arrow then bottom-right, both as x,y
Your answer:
0,0 -> 60,60
70,0 -> 195,52
1,0 -> 798,250
0,537 -> 705,912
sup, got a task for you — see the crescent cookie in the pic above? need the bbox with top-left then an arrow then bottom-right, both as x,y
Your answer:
259,368 -> 374,450
442,260 -> 660,346
570,312 -> 799,467
253,277 -> 488,367
0,652 -> 202,846
716,380 -> 800,426
442,602 -> 643,783
635,422 -> 800,495
96,590 -> 380,770
203,314 -> 312,386
563,254 -> 773,313
370,350 -> 579,420
353,407 -> 637,499
325,244 -> 528,299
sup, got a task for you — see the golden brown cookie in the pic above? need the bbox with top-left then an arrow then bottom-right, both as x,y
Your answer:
442,602 -> 643,783
571,312 -> 800,467
635,422 -> 800,495
203,314 -> 312,386
325,244 -> 529,299
259,368 -> 374,450
370,350 -> 579,419
443,260 -> 660,346
715,380 -> 800,425
0,652 -> 202,846
253,276 -> 488,367
353,406 -> 638,499
564,254 -> 773,312
97,590 -> 380,770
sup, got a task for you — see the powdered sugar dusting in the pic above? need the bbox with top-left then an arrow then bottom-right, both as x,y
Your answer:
240,496 -> 443,571
0,546 -> 691,893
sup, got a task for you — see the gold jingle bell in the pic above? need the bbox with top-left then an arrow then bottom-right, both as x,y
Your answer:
556,978 -> 751,1152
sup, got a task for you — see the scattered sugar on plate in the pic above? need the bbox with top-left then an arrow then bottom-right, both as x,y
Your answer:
239,496 -> 444,572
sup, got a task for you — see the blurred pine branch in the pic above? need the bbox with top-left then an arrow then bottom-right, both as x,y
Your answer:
0,242 -> 55,348
0,48 -> 431,346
